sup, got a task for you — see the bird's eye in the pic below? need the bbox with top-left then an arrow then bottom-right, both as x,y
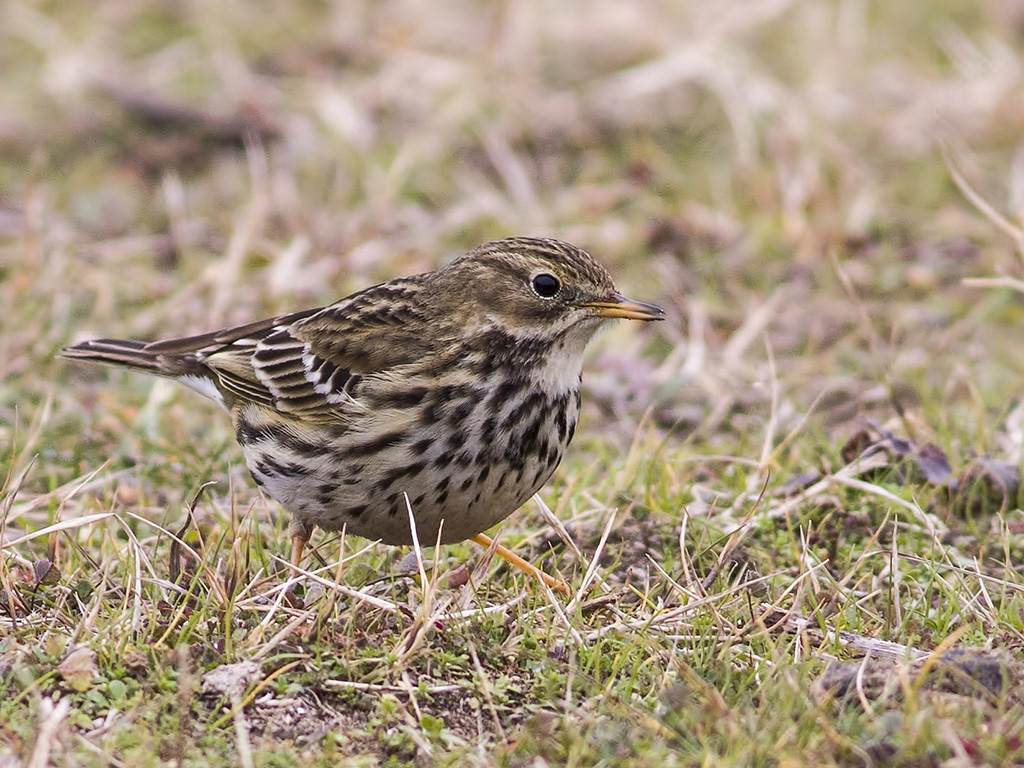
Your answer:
531,273 -> 561,298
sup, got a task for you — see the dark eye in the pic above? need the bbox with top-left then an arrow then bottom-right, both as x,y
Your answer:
531,273 -> 561,298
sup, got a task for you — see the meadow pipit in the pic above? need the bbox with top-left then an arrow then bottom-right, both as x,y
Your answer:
63,237 -> 664,590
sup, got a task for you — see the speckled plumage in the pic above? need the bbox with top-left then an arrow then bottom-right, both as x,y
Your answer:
62,237 -> 663,563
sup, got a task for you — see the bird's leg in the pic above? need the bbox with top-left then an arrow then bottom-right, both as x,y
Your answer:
290,532 -> 308,571
471,533 -> 570,596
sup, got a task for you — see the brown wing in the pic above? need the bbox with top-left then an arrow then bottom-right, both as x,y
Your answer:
125,308 -> 321,408
62,308 -> 322,408
213,277 -> 442,419
64,276 -> 446,418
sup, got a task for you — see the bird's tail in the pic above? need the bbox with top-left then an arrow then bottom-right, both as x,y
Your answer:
61,338 -> 230,407
61,338 -> 176,375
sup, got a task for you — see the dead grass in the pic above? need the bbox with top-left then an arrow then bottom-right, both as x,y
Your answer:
5,0 -> 1024,765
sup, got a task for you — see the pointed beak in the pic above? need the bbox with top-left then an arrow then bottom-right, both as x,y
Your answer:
578,293 -> 665,321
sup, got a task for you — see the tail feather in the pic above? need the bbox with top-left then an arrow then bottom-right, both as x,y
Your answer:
62,337 -> 208,386
61,338 -> 170,375
62,338 -> 235,409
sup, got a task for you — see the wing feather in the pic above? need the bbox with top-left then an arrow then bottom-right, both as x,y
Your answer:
213,277 -> 440,419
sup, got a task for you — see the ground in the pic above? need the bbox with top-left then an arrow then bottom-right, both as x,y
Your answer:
4,0 -> 1024,765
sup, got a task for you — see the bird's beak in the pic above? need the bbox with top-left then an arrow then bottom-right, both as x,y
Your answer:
579,293 -> 665,321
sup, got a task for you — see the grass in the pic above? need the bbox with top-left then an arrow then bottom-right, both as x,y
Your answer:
5,0 -> 1024,764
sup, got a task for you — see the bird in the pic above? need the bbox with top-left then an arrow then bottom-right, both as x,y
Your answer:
62,237 -> 664,593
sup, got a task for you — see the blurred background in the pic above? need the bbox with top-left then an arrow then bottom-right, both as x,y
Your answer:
3,0 -> 1024,507
6,2 -> 1024,762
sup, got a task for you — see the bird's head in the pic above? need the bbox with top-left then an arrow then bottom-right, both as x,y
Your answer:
437,237 -> 664,343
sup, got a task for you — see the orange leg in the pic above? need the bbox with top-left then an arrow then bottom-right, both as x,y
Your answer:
290,532 -> 308,571
471,533 -> 570,596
